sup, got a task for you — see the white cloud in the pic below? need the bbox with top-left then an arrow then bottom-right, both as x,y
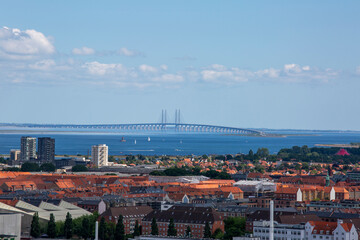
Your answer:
201,65 -> 250,83
29,59 -> 56,70
0,26 -> 55,60
83,61 -> 127,75
118,47 -> 139,57
72,46 -> 95,55
152,74 -> 184,83
160,64 -> 168,71
199,63 -> 338,84
256,68 -> 280,78
139,64 -> 157,73
284,63 -> 303,73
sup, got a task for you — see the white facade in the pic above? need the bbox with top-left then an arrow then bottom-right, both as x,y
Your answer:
330,187 -> 336,201
296,188 -> 303,202
234,180 -> 277,193
305,220 -> 358,240
20,136 -> 36,161
0,213 -> 22,240
253,221 -> 305,240
91,144 -> 108,167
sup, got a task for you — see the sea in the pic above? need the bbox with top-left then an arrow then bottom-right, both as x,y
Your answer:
0,128 -> 360,156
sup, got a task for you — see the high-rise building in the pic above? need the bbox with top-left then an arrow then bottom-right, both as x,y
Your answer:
10,149 -> 20,165
91,144 -> 108,167
38,137 -> 55,162
20,136 -> 36,162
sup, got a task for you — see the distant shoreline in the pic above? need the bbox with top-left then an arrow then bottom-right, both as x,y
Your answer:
315,144 -> 360,148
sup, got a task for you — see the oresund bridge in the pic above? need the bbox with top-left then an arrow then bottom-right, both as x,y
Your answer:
2,110 -> 264,136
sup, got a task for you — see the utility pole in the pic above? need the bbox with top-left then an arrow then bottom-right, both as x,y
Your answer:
270,200 -> 274,240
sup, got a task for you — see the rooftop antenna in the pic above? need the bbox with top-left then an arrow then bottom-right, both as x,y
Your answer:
270,200 -> 274,240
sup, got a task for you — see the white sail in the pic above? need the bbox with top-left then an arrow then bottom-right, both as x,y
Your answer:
148,137 -> 151,142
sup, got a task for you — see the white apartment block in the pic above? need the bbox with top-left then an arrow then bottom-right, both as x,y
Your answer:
253,221 -> 305,240
91,144 -> 108,167
305,220 -> 358,240
20,136 -> 36,162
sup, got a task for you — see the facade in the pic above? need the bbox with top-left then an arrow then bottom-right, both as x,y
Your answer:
253,220 -> 305,240
275,187 -> 344,202
20,136 -> 36,162
37,137 -> 55,162
91,144 -> 108,167
142,206 -> 224,238
9,150 -> 20,165
101,206 -> 153,234
78,199 -> 106,214
305,220 -> 358,240
0,213 -> 21,240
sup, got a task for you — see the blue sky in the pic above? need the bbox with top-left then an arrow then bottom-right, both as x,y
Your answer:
0,1 -> 359,130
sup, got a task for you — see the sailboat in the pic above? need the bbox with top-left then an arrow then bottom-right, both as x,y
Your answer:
120,137 -> 126,142
134,139 -> 137,144
147,137 -> 151,142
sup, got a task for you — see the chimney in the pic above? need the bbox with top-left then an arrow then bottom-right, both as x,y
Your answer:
95,221 -> 99,240
270,200 -> 274,240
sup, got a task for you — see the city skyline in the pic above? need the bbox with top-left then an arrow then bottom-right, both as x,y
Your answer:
1,1 -> 360,130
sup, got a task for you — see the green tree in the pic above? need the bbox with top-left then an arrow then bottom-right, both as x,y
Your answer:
21,162 -> 40,172
106,222 -> 116,240
167,218 -> 177,236
256,148 -> 269,158
115,215 -> 125,240
72,165 -> 88,172
248,149 -> 254,160
81,217 -> 91,239
151,217 -> 159,235
223,217 -> 246,240
99,217 -> 107,240
133,220 -> 141,236
204,221 -> 211,238
186,226 -> 192,237
40,163 -> 56,172
31,212 -> 41,238
212,228 -> 224,239
64,212 -> 73,239
47,213 -> 56,238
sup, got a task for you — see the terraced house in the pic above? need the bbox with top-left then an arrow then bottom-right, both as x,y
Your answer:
142,206 -> 224,238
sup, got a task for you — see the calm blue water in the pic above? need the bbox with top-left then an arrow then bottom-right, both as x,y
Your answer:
0,129 -> 360,155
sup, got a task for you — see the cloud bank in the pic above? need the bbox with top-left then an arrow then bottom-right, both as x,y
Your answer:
0,26 -> 352,89
0,26 -> 55,60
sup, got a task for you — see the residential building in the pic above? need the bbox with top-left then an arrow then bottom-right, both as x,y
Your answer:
78,199 -> 106,214
9,150 -> 20,165
101,206 -> 153,234
305,220 -> 358,240
253,220 -> 305,240
37,137 -> 55,162
142,206 -> 224,238
0,213 -> 22,240
20,137 -> 36,162
245,208 -> 298,232
91,144 -> 108,167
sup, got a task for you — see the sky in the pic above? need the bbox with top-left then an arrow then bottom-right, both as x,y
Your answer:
0,1 -> 359,130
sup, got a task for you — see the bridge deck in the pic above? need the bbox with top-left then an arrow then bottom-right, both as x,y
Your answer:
0,123 -> 264,135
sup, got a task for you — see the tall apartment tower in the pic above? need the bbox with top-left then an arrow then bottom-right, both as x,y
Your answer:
10,149 -> 20,165
38,137 -> 55,162
20,136 -> 36,162
91,144 -> 108,167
